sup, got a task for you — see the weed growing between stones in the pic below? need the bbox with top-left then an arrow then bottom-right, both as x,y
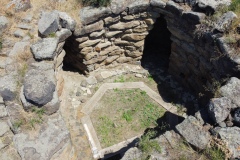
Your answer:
13,120 -> 23,130
138,130 -> 161,159
13,107 -> 46,131
204,146 -> 225,160
48,32 -> 56,38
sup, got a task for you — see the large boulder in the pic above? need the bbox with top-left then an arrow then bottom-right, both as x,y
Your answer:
23,69 -> 56,106
208,97 -> 232,123
214,127 -> 240,158
31,38 -> 59,60
21,61 -> 59,114
38,11 -> 59,36
176,116 -> 211,150
220,77 -> 240,107
0,16 -> 9,35
13,114 -> 70,160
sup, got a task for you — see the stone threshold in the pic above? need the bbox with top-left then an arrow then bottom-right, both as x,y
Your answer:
81,82 -> 177,159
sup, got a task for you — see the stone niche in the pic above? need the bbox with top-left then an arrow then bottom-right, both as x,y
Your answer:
63,0 -> 240,93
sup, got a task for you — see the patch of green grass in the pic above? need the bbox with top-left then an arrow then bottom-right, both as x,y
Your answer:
138,130 -> 161,158
122,110 -> 134,122
147,74 -> 154,82
204,146 -> 225,160
114,75 -> 125,83
229,0 -> 240,15
32,107 -> 45,119
97,116 -> 116,147
29,118 -> 42,129
27,32 -> 34,39
93,89 -> 166,148
48,32 -> 56,38
13,120 -> 23,129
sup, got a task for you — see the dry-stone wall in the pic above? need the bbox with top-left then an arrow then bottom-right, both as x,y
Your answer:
63,0 -> 240,93
22,0 -> 240,112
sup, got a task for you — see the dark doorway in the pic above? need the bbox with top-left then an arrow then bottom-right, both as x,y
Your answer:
141,15 -> 198,116
141,15 -> 172,71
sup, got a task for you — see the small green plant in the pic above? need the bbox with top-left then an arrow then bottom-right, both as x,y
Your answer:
229,0 -> 240,15
13,120 -> 23,129
29,118 -> 42,129
79,0 -> 111,7
48,32 -> 56,38
114,75 -> 125,83
138,130 -> 161,157
97,116 -> 115,147
27,32 -> 34,39
204,146 -> 225,160
147,74 -> 154,82
122,110 -> 134,122
19,63 -> 28,78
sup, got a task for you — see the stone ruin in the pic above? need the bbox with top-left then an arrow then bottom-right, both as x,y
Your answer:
0,0 -> 240,159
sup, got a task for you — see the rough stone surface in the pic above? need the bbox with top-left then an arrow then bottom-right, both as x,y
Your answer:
0,121 -> 9,137
13,114 -> 70,160
75,20 -> 104,36
86,76 -> 97,85
9,41 -> 30,56
31,38 -> 59,60
0,73 -> 18,94
0,17 -> 9,33
38,11 -> 59,36
0,105 -> 7,118
215,11 -> 238,32
110,0 -> 129,14
79,6 -> 111,25
56,28 -> 72,42
8,0 -> 31,12
208,97 -> 232,123
150,0 -> 166,8
128,0 -> 150,14
110,21 -> 140,30
23,69 -> 56,106
196,0 -> 231,14
176,116 -> 211,149
121,147 -> 142,160
220,77 -> 240,107
79,39 -> 101,49
215,127 -> 240,158
14,29 -> 25,38
58,11 -> 76,31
